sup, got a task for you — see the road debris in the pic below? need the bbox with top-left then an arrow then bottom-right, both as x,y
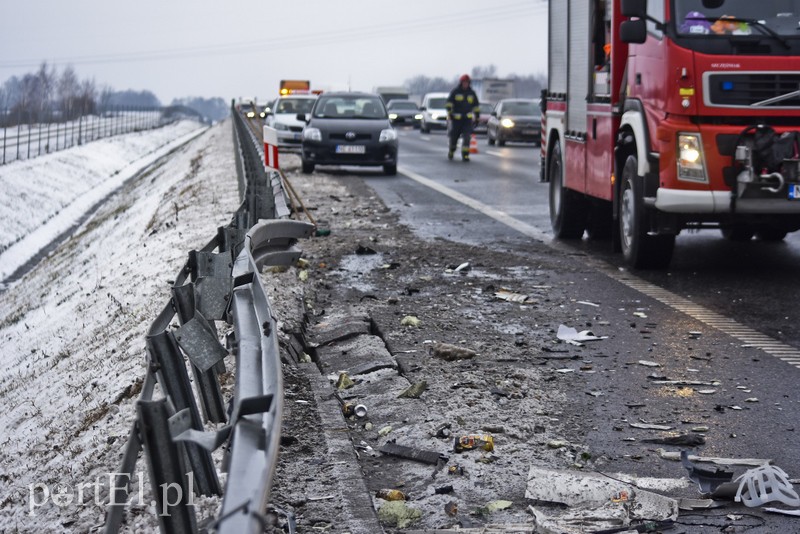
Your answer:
494,288 -> 534,304
431,342 -> 477,361
336,372 -> 355,390
454,434 -> 494,453
629,422 -> 674,431
398,380 -> 428,398
401,315 -> 421,327
376,488 -> 406,501
681,450 -> 734,493
377,500 -> 422,528
526,466 -> 679,533
557,324 -> 608,346
734,464 -> 800,507
379,440 -> 446,465
642,433 -> 706,446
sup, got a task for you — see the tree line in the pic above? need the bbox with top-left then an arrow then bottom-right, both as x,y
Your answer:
0,62 -> 229,126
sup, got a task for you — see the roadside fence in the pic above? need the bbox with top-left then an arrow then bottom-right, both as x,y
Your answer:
0,104 -> 205,166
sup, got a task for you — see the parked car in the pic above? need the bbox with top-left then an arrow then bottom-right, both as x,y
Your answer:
264,95 -> 318,149
419,92 -> 449,133
473,102 -> 494,134
386,99 -> 422,128
486,98 -> 541,146
299,92 -> 398,175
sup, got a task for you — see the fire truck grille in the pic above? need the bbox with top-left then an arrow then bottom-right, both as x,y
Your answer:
707,73 -> 800,108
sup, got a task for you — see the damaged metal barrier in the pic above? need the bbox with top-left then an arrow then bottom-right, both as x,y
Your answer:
104,104 -> 314,534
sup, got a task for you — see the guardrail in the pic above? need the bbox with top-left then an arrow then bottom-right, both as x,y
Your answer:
104,103 -> 313,533
0,105 -> 206,165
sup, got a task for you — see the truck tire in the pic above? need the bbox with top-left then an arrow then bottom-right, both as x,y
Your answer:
619,155 -> 674,268
549,139 -> 586,239
720,224 -> 754,241
755,227 -> 787,241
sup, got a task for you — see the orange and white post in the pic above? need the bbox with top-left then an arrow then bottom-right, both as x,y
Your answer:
263,126 -> 280,170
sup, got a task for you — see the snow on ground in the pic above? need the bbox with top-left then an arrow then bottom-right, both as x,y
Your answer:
0,120 -> 206,283
0,119 -> 242,531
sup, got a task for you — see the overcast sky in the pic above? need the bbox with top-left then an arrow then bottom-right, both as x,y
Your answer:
0,0 -> 547,105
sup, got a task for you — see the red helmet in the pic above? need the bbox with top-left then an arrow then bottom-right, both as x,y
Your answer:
459,74 -> 471,83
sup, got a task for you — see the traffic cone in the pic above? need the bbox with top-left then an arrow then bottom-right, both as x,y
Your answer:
469,134 -> 478,154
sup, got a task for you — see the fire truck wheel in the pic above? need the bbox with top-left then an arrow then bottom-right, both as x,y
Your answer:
720,224 -> 754,241
549,139 -> 587,239
619,154 -> 674,269
755,227 -> 787,242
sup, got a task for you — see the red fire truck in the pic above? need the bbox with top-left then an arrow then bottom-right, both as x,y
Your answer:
542,0 -> 800,268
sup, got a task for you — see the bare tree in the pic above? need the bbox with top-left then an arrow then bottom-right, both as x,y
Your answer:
58,66 -> 80,120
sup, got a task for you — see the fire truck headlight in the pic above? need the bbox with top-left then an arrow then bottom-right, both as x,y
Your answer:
677,133 -> 707,182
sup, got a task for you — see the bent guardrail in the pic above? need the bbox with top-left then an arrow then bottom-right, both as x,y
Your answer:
104,103 -> 312,533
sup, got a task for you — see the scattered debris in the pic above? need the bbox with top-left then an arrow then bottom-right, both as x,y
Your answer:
658,449 -> 773,467
377,500 -> 422,528
557,324 -> 608,346
398,380 -> 428,399
637,360 -> 661,368
734,464 -> 800,507
379,441 -> 446,465
525,466 -> 679,533
378,425 -> 393,437
764,507 -> 800,517
355,244 -> 377,255
495,288 -> 534,304
642,434 -> 706,446
431,342 -> 477,361
400,315 -> 421,327
483,500 -> 513,513
454,434 -> 494,453
452,262 -> 471,273
434,485 -> 454,495
336,372 -> 355,390
444,501 -> 458,516
678,498 -> 726,510
629,422 -> 674,431
576,300 -> 600,307
376,489 -> 406,501
681,450 -> 734,493
341,402 -> 368,418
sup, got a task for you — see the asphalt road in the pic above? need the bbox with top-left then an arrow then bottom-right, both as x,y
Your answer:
352,126 -> 800,531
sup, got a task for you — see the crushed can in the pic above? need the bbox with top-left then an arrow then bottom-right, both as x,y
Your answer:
453,434 -> 494,453
375,489 -> 406,501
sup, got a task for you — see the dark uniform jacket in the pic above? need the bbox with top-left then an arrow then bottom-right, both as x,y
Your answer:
446,85 -> 480,123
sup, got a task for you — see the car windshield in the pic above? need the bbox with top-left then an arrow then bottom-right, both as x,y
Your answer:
674,0 -> 800,36
388,101 -> 418,110
314,96 -> 387,119
502,101 -> 538,115
276,98 -> 315,114
428,98 -> 447,109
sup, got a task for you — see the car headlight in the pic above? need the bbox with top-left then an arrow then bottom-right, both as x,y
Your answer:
274,122 -> 289,131
414,113 -> 423,120
259,112 -> 266,118
500,118 -> 515,128
389,113 -> 398,120
677,133 -> 707,182
246,111 -> 256,118
303,127 -> 321,142
379,128 -> 397,143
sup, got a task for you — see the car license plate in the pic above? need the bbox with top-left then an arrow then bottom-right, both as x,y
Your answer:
336,145 -> 365,154
522,129 -> 537,135
292,133 -> 301,140
790,184 -> 800,200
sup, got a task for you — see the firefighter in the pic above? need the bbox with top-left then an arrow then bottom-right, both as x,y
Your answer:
446,74 -> 480,161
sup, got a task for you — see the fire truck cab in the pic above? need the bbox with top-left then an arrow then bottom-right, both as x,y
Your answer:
543,0 -> 800,268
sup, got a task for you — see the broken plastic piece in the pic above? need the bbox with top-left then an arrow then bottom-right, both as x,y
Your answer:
557,324 -> 608,345
734,464 -> 800,507
681,450 -> 733,493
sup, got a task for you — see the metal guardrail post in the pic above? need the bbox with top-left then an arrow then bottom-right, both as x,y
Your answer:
146,330 -> 221,496
137,399 -> 198,534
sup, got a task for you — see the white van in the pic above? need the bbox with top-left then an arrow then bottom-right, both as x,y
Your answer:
419,92 -> 449,133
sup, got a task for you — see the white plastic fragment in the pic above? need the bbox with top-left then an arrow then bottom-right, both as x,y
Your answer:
734,465 -> 800,508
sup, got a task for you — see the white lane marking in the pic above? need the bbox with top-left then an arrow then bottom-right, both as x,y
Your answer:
398,166 -> 551,243
397,165 -> 800,369
485,150 -> 502,157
